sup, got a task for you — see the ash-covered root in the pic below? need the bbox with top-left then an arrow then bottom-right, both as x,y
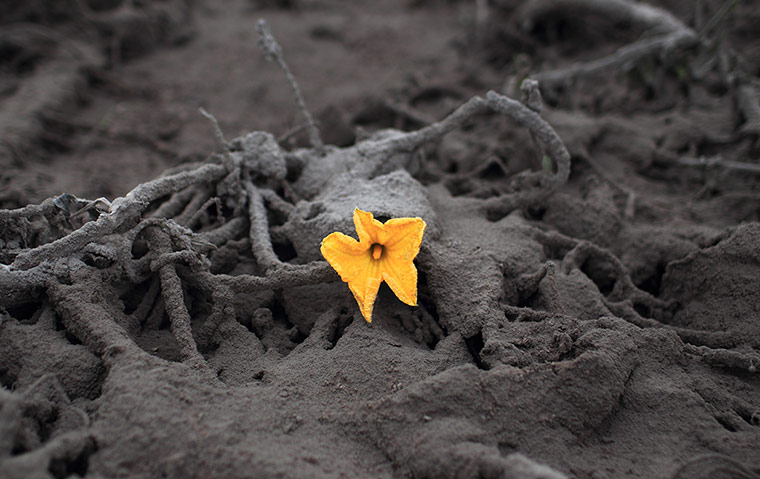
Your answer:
257,19 -> 324,154
245,181 -> 282,271
0,197 -> 58,222
145,227 -> 209,372
205,262 -> 338,293
670,454 -> 760,479
195,284 -> 235,350
516,261 -> 562,314
186,196 -> 224,229
559,239 -> 667,310
0,262 -> 53,309
0,429 -> 96,479
46,279 -> 145,363
9,162 -> 228,271
196,217 -> 247,247
173,186 -> 214,226
684,344 -> 760,373
520,0 -> 697,86
371,89 -> 569,190
123,277 -> 160,336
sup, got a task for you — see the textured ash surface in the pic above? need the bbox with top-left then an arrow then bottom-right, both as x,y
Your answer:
1,1 -> 760,479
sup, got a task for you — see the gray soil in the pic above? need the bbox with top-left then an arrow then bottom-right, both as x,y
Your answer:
1,1 -> 760,478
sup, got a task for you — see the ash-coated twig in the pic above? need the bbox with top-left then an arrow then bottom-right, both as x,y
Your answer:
196,284 -> 236,350
9,163 -> 228,271
173,187 -> 212,226
515,261 -> 563,315
503,304 -> 577,323
257,19 -> 324,154
145,227 -> 209,371
0,262 -> 53,308
670,454 -> 760,479
245,181 -> 282,271
561,240 -> 668,310
124,277 -> 161,335
534,31 -> 697,86
521,0 -> 697,86
0,197 -> 58,221
259,188 -> 294,217
195,261 -> 338,294
374,89 -> 570,190
486,90 -> 571,187
198,107 -> 232,160
684,344 -> 760,373
195,217 -> 247,247
46,280 -> 145,362
653,149 -> 760,175
186,196 -> 224,229
697,0 -> 741,38
517,0 -> 690,35
150,186 -> 198,219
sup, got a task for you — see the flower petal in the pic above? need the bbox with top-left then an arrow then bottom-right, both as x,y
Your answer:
353,208 -> 385,244
383,217 -> 426,262
352,259 -> 382,323
320,231 -> 381,323
320,232 -> 368,278
381,255 -> 418,306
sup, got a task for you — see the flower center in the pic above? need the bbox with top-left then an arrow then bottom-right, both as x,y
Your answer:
371,243 -> 384,260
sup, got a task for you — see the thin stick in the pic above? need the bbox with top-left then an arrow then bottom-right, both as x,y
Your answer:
257,19 -> 324,154
245,181 -> 282,271
10,163 -> 227,270
146,227 -> 209,371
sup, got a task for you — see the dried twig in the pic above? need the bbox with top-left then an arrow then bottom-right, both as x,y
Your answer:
146,227 -> 209,371
684,344 -> 760,373
652,150 -> 760,174
520,0 -> 697,86
245,181 -> 283,271
9,163 -> 227,270
670,454 -> 760,479
257,19 -> 324,154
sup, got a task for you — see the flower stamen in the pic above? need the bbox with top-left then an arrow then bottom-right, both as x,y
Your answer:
372,243 -> 383,260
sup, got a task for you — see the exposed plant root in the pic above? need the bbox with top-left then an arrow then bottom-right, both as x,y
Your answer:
145,227 -> 208,370
534,30 -> 697,86
259,188 -> 294,217
670,454 -> 760,479
203,263 -> 338,294
0,429 -> 95,479
9,163 -> 228,271
517,0 -> 690,35
561,240 -> 667,309
519,0 -> 698,86
652,150 -> 760,175
257,19 -> 324,154
195,284 -> 235,350
196,217 -> 247,247
684,344 -> 760,373
186,196 -> 224,229
173,186 -> 214,226
245,181 -> 283,271
46,278 -> 145,363
503,304 -> 577,323
124,277 -> 160,336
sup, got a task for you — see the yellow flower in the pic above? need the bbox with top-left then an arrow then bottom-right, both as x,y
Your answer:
320,208 -> 426,323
